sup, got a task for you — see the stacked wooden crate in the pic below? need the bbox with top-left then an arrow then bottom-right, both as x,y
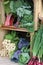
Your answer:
0,0 -> 43,57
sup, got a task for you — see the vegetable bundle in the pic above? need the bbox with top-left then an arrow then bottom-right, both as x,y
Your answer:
19,14 -> 34,32
4,31 -> 19,44
32,24 -> 43,58
4,0 -> 27,14
28,57 -> 43,65
28,24 -> 43,65
3,0 -> 34,32
19,53 -> 30,65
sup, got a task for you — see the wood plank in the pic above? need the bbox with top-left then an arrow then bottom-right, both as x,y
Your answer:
38,0 -> 42,20
0,1 -> 6,50
34,0 -> 39,30
30,32 -> 34,57
39,0 -> 43,24
0,26 -> 28,32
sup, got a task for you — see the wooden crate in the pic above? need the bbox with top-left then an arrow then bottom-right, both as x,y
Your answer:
0,0 -> 42,57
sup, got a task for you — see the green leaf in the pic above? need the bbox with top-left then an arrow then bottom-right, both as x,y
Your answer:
4,2 -> 11,14
4,1 -> 9,5
10,0 -> 23,14
19,53 -> 30,64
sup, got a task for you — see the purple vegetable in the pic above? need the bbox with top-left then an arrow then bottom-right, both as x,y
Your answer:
14,21 -> 19,27
11,50 -> 21,62
18,38 -> 29,49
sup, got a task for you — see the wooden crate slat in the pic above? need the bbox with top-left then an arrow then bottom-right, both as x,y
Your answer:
0,1 -> 6,50
0,26 -> 28,32
34,0 -> 39,31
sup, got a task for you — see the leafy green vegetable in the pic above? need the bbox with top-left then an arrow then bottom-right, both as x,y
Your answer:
21,14 -> 33,23
10,0 -> 23,14
19,14 -> 34,32
4,1 -> 11,14
21,47 -> 30,53
4,31 -> 19,46
5,34 -> 13,40
16,6 -> 31,17
4,0 -> 9,5
19,53 -> 30,64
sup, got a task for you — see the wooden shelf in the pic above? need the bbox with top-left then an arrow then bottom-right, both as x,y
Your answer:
0,25 -> 28,32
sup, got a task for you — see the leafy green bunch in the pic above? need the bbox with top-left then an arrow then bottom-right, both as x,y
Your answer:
19,14 -> 34,32
4,31 -> 19,50
4,0 -> 34,32
4,0 -> 24,14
